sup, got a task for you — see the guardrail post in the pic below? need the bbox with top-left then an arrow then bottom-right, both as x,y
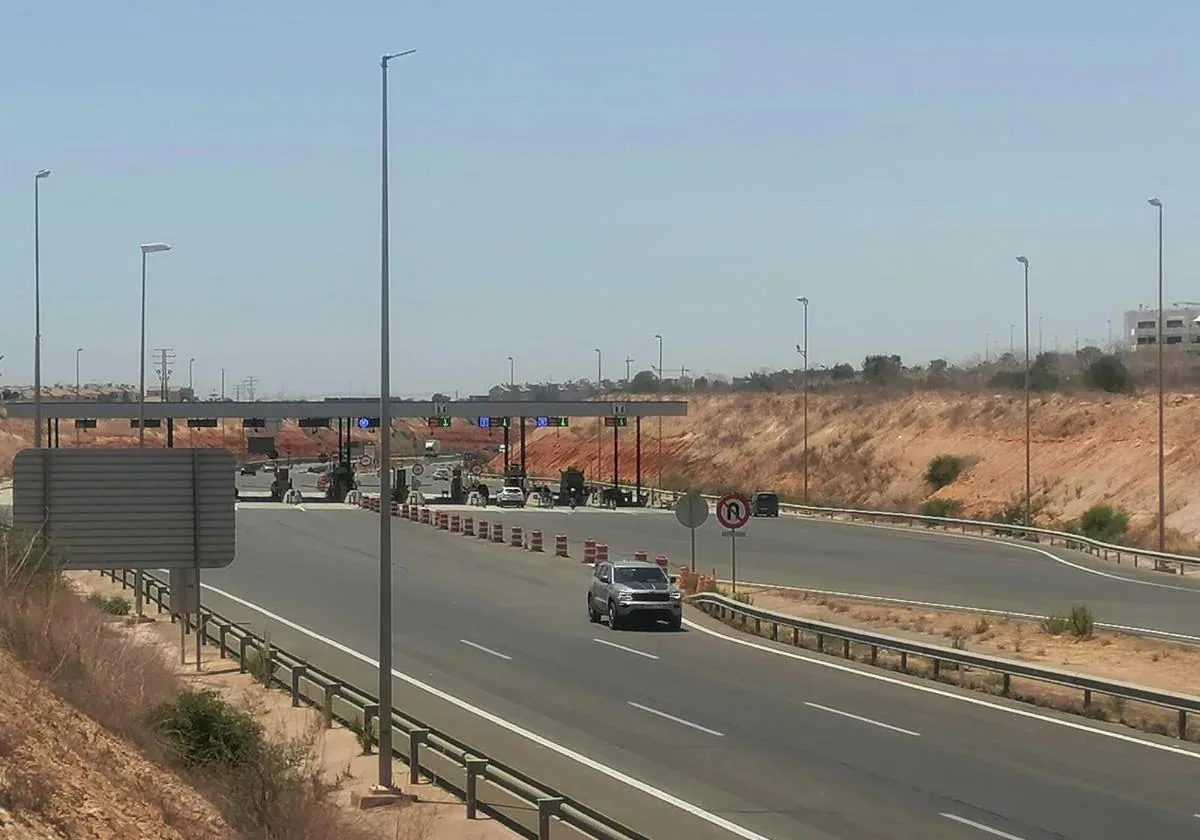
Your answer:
770,622 -> 778,641
1001,673 -> 1011,696
1082,689 -> 1091,708
899,652 -> 907,672
363,703 -> 378,738
465,757 -> 488,819
323,682 -> 341,729
218,624 -> 230,658
238,635 -> 251,673
537,797 -> 563,840
816,633 -> 824,653
870,645 -> 878,665
408,728 -> 430,785
791,627 -> 799,647
290,664 -> 306,707
842,639 -> 851,659
932,659 -> 941,679
1178,710 -> 1187,739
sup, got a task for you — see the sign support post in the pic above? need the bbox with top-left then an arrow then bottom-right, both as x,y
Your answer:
673,491 -> 709,572
715,492 -> 752,592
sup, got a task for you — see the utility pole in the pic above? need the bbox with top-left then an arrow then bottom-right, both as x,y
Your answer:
234,383 -> 243,402
153,348 -> 176,403
242,376 -> 258,402
220,368 -> 226,400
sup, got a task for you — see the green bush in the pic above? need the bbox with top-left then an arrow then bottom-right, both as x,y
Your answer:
86,593 -> 132,616
1040,604 -> 1095,638
919,498 -> 961,518
1086,355 -> 1133,394
147,689 -> 264,769
347,713 -> 378,755
924,455 -> 963,489
1077,504 -> 1128,543
245,644 -> 278,688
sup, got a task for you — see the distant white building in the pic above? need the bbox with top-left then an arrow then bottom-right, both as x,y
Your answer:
1123,304 -> 1200,350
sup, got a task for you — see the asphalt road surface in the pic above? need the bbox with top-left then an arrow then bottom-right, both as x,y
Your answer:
426,501 -> 1200,638
206,484 -> 1200,839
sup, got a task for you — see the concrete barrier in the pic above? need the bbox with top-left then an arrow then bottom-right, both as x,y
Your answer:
529,530 -> 543,552
554,534 -> 569,558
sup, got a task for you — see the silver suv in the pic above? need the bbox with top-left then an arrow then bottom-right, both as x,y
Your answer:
588,559 -> 682,630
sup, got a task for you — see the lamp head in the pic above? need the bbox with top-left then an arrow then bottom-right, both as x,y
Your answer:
1148,197 -> 1163,208
35,169 -> 50,180
797,296 -> 809,305
140,242 -> 172,254
1016,256 -> 1029,266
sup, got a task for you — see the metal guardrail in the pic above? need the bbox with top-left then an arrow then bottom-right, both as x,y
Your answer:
481,472 -> 1200,574
691,591 -> 1200,740
99,568 -> 647,840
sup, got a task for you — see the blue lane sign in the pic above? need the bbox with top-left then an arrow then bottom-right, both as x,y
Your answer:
357,417 -> 380,429
535,416 -> 549,427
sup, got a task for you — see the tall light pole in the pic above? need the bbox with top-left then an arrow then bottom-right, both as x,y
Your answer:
138,243 -> 172,446
220,367 -> 226,400
1148,197 -> 1165,552
507,355 -> 514,387
796,297 -> 810,504
188,358 -> 195,393
376,47 -> 415,793
654,334 -> 663,490
595,348 -> 602,481
1016,256 -> 1031,526
75,348 -> 83,400
33,169 -> 51,447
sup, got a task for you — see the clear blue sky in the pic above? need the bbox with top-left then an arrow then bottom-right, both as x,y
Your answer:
3,1 -> 1198,398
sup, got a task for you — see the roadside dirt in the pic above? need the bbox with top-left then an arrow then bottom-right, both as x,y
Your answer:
715,585 -> 1200,739
56,572 -> 518,840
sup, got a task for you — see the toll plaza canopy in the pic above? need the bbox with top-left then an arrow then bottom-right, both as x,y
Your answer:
1,398 -> 688,421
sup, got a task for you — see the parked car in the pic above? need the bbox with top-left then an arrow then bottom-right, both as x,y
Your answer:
751,491 -> 780,517
588,559 -> 682,630
495,486 -> 527,508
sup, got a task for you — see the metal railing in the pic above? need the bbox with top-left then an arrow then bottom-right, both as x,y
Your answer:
691,591 -> 1200,740
100,568 -> 648,840
480,473 -> 1200,574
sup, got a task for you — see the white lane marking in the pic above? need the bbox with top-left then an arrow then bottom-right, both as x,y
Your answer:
802,515 -> 1200,594
681,618 -> 1200,761
736,581 -> 1200,643
804,702 -> 920,737
592,638 -> 660,660
459,639 -> 513,661
195,582 -> 772,840
940,813 -> 1028,839
627,701 -> 724,737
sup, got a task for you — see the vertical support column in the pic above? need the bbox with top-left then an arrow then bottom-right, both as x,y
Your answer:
53,418 -> 60,448
635,415 -> 642,504
503,421 -> 510,469
612,422 -> 619,492
519,416 -> 526,476
166,417 -> 174,448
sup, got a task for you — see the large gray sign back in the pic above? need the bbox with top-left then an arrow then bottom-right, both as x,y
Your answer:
12,448 -> 236,570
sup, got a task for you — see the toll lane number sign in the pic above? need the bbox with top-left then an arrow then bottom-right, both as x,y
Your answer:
716,492 -> 751,530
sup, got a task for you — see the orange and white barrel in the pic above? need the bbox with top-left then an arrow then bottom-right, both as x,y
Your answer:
491,523 -> 504,543
555,534 -> 569,558
529,530 -> 544,552
510,526 -> 524,548
596,543 -> 609,564
583,539 -> 597,564
463,517 -> 475,537
634,550 -> 648,563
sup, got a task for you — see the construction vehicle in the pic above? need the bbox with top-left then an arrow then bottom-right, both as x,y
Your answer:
424,439 -> 441,457
557,466 -> 587,508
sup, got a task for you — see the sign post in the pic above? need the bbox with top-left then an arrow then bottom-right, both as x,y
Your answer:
673,491 -> 709,572
715,492 -> 751,593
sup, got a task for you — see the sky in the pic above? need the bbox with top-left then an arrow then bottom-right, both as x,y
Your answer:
3,1 -> 1199,398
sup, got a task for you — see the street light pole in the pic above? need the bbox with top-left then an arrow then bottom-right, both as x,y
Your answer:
138,243 -> 172,448
1016,256 -> 1031,526
654,334 -> 663,490
33,169 -> 50,447
75,347 -> 83,445
507,355 -> 514,387
797,297 -> 809,504
377,47 -> 415,793
1148,197 -> 1165,552
595,348 -> 602,481
188,358 -> 195,393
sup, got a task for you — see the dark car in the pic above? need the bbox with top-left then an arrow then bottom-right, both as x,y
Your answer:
751,491 -> 780,517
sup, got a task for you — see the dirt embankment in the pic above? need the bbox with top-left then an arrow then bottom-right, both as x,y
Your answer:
485,391 -> 1200,551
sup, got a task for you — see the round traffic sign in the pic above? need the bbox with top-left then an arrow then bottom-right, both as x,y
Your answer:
715,492 -> 751,530
358,455 -> 372,467
469,464 -> 483,476
411,463 -> 425,476
674,492 -> 709,529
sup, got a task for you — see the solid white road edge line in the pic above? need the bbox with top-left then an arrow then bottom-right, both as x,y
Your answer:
196,581 -> 773,840
733,581 -> 1200,643
798,515 -> 1200,594
803,702 -> 920,737
459,639 -> 513,661
627,701 -> 725,737
939,812 -> 1028,839
592,638 -> 660,660
681,617 -> 1200,761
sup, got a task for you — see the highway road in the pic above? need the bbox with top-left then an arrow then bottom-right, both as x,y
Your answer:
210,474 -> 1200,839
424,500 -> 1200,638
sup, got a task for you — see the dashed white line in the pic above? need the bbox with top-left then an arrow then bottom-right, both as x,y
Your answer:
627,701 -> 724,737
940,812 -> 1028,838
592,638 -> 660,660
804,702 -> 921,737
195,582 -> 772,840
458,639 -> 513,661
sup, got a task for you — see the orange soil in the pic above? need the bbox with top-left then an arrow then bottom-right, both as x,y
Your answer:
485,391 -> 1200,552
